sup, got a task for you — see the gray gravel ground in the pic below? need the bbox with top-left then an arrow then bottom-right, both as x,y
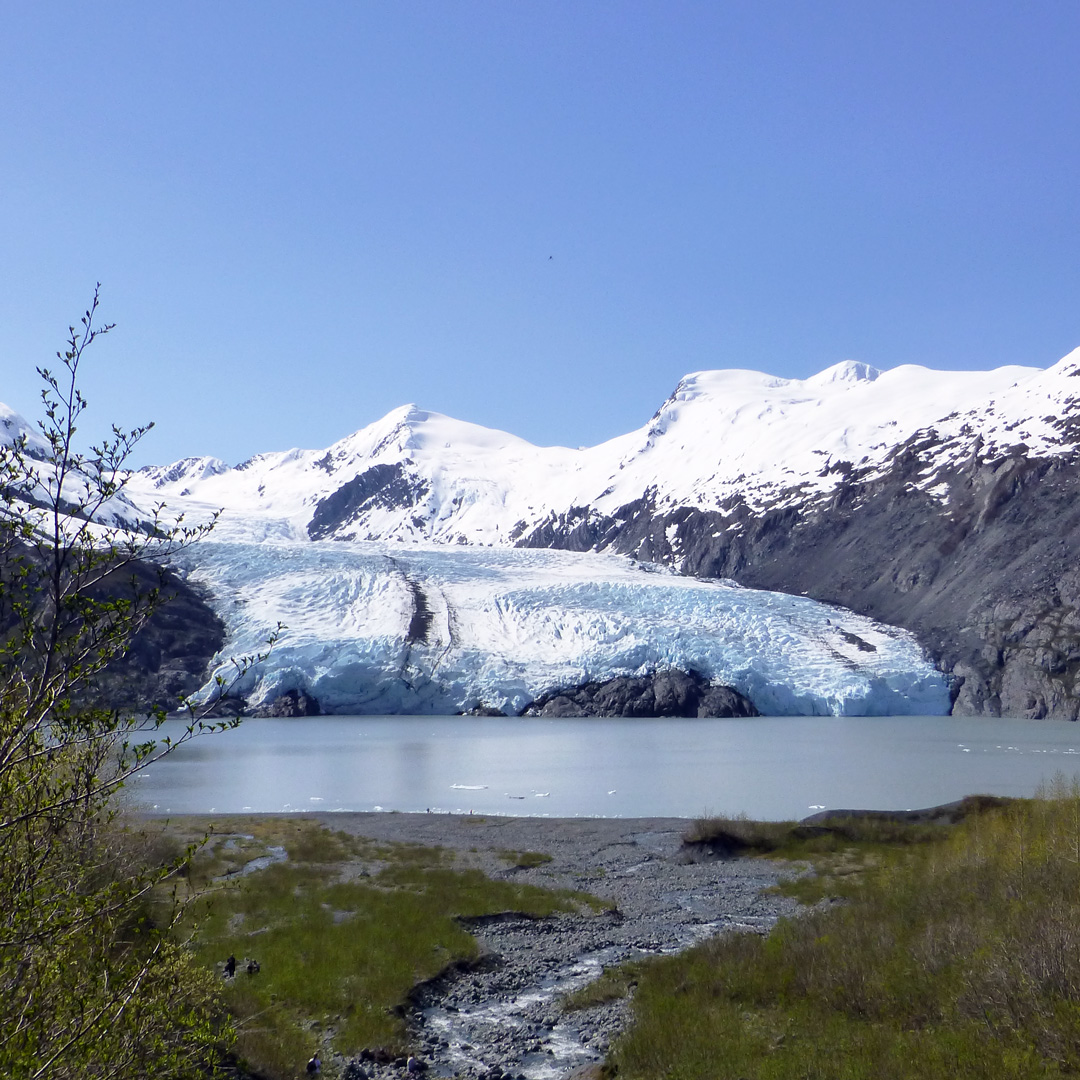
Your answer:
317,814 -> 803,1079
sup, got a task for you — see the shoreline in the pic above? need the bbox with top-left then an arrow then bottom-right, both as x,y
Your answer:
158,811 -> 802,1078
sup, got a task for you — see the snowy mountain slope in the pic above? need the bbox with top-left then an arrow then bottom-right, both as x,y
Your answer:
0,402 -> 51,457
8,348 -> 1080,717
126,352 -> 1080,550
531,354 -> 1080,720
174,541 -> 949,717
0,401 -> 149,531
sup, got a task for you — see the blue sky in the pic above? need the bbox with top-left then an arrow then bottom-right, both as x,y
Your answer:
1,2 -> 1078,465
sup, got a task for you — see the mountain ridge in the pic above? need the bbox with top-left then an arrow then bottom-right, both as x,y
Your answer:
9,351 -> 1080,717
129,353 -> 1080,548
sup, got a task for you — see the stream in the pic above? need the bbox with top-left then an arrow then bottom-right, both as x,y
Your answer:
329,817 -> 802,1080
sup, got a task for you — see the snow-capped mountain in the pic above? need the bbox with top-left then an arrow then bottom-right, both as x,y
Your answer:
0,401 -> 51,456
0,401 -> 146,531
128,353 -> 1080,552
126,350 -> 1080,719
10,348 -> 1080,718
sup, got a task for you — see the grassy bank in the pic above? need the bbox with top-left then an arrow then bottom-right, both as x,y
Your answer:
584,782 -> 1080,1079
164,817 -> 598,1080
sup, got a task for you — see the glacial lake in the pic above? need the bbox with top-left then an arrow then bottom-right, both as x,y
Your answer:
130,714 -> 1080,821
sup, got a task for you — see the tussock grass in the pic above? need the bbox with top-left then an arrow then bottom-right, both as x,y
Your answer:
175,818 -> 599,1079
496,848 -> 554,869
566,961 -> 647,1011
683,810 -> 965,856
606,780 -> 1080,1079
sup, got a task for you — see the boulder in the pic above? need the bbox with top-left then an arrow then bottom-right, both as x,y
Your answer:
249,688 -> 321,718
522,669 -> 758,718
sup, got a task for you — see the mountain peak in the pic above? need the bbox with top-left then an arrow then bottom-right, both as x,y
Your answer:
0,402 -> 49,456
806,360 -> 882,386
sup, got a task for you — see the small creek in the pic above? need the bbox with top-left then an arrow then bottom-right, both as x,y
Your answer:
207,815 -> 806,1079
417,911 -> 781,1079
334,819 -> 803,1080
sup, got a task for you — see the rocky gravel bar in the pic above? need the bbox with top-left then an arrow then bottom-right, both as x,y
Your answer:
317,813 -> 803,1079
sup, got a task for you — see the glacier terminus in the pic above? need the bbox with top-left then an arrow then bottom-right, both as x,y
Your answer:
171,540 -> 950,716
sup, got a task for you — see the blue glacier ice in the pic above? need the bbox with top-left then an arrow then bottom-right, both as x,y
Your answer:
174,541 -> 951,717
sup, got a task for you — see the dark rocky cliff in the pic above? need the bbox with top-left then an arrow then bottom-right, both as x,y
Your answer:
1,543 -> 225,713
89,561 -> 227,711
521,437 -> 1080,719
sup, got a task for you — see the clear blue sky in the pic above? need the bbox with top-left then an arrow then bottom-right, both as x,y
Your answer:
2,2 -> 1078,466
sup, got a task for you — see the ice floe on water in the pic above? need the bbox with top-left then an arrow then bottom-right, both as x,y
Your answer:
174,540 -> 950,716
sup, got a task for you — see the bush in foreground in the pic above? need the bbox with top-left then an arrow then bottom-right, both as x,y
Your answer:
0,294 -> 248,1078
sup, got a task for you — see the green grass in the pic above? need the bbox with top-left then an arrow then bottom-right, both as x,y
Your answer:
566,960 -> 648,1011
596,781 -> 1080,1079
496,848 -> 554,869
170,818 -> 602,1079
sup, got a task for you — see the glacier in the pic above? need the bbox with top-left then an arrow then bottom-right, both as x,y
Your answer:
19,350 -> 1066,718
175,540 -> 951,717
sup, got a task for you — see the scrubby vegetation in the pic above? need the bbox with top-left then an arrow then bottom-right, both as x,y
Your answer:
0,295 -> 249,1078
594,781 -> 1080,1079
683,795 -> 1009,855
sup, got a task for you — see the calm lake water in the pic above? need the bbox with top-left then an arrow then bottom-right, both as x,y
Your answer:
130,715 -> 1080,821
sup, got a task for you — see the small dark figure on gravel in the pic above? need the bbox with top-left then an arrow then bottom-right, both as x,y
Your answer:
407,1055 -> 421,1073
307,1052 -> 322,1075
246,958 -> 260,975
224,955 -> 236,978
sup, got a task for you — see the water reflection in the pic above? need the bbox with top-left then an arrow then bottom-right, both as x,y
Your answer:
133,715 -> 1080,821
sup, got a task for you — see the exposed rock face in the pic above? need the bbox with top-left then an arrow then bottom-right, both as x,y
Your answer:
521,669 -> 759,718
308,463 -> 429,541
87,562 -> 227,712
249,688 -> 321,718
521,438 -> 1080,719
404,578 -> 434,644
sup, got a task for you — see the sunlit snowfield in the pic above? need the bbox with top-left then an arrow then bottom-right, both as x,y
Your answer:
133,715 -> 1080,821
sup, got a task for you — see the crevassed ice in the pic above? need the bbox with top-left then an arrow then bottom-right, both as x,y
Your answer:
177,541 -> 950,717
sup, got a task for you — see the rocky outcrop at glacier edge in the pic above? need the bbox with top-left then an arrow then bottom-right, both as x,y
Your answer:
521,669 -> 759,718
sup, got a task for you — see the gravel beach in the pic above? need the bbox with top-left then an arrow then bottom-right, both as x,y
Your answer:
316,813 -> 804,1079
